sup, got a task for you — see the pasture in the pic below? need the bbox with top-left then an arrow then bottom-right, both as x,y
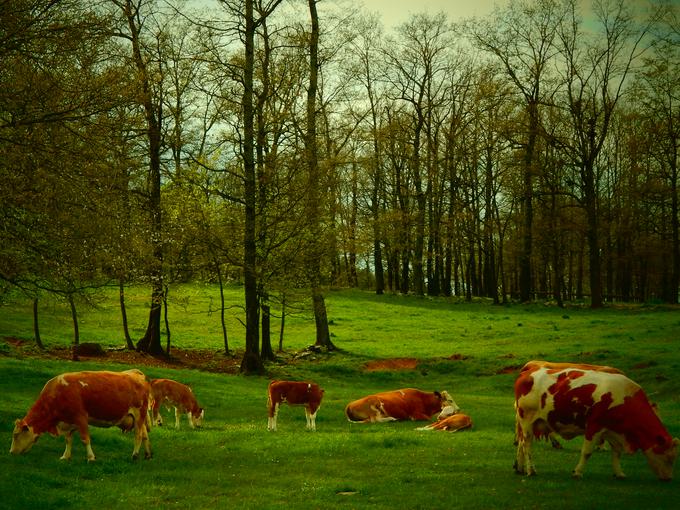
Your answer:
1,286 -> 680,509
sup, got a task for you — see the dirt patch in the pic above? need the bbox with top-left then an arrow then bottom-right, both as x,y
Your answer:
447,353 -> 469,361
364,358 -> 418,371
496,365 -> 523,375
2,337 -> 243,374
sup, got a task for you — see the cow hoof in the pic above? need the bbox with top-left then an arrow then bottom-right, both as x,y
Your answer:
571,471 -> 583,480
132,453 -> 139,461
613,473 -> 626,480
145,452 -> 153,460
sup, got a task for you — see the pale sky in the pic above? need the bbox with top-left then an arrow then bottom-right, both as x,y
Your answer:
359,0 -> 503,28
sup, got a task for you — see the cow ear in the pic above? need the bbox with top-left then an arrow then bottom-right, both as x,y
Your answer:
434,391 -> 442,398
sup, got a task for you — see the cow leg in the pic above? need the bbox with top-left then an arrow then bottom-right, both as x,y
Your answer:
174,407 -> 181,429
305,407 -> 317,431
514,424 -> 535,476
133,422 -> 152,460
60,430 -> 74,460
572,433 -> 603,479
268,402 -> 279,431
72,419 -> 96,462
610,444 -> 626,479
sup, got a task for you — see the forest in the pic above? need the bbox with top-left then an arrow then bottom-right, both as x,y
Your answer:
1,0 -> 679,373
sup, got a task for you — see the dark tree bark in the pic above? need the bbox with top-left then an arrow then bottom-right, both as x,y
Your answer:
240,0 -> 264,374
68,293 -> 79,361
116,0 -> 165,355
307,0 -> 335,351
119,280 -> 134,349
32,298 -> 44,350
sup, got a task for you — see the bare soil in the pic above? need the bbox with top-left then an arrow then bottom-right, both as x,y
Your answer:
2,336 -> 243,374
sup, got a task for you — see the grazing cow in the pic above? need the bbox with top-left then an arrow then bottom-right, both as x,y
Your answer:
417,410 -> 473,432
345,389 -> 458,423
150,379 -> 204,429
517,360 -> 624,449
10,370 -> 152,461
514,364 -> 679,480
267,380 -> 324,431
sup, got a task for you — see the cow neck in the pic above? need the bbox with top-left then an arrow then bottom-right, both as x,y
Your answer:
25,396 -> 60,436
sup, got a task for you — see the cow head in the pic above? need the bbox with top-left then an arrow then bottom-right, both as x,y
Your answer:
191,408 -> 205,428
644,437 -> 680,481
437,405 -> 458,420
437,391 -> 459,414
10,419 -> 39,455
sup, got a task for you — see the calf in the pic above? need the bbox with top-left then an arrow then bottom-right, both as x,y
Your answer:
417,406 -> 473,432
267,380 -> 324,431
150,379 -> 204,429
10,370 -> 152,461
345,388 -> 457,423
514,364 -> 679,480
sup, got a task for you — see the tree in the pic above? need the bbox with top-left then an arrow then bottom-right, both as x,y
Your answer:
471,0 -> 565,302
555,0 -> 651,308
111,0 -> 165,354
306,0 -> 335,350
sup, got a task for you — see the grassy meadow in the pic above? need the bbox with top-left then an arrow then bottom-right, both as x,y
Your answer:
1,285 -> 680,509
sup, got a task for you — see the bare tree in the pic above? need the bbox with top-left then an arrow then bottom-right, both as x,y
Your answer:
470,0 -> 565,302
556,0 -> 651,308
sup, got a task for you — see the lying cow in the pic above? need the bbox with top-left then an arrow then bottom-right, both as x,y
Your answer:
150,379 -> 204,429
517,360 -> 624,449
10,370 -> 152,461
514,364 -> 679,480
417,406 -> 473,432
267,380 -> 324,431
345,388 -> 458,423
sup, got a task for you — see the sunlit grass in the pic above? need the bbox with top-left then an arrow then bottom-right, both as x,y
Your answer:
1,287 -> 680,509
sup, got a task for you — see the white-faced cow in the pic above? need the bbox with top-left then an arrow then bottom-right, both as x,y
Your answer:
345,388 -> 458,423
514,364 -> 679,480
267,380 -> 324,431
10,370 -> 152,461
150,379 -> 204,429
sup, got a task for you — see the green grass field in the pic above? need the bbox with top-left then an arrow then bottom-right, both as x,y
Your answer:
1,286 -> 680,509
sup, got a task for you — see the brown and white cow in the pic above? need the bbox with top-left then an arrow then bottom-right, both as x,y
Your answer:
150,378 -> 204,430
10,370 -> 152,461
517,360 -> 624,449
417,408 -> 473,432
514,364 -> 679,480
345,388 -> 458,423
267,380 -> 324,431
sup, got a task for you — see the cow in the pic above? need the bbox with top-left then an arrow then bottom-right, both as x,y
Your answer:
150,379 -> 204,430
267,380 -> 324,431
417,410 -> 473,432
345,388 -> 458,423
517,360 -> 624,449
10,370 -> 152,461
514,364 -> 679,480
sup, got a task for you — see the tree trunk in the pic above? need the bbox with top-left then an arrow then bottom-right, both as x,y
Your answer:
32,298 -> 44,350
163,284 -> 171,355
278,293 -> 286,352
122,0 -> 165,356
261,290 -> 274,360
216,261 -> 229,355
68,293 -> 79,361
307,0 -> 335,351
240,0 -> 264,374
119,279 -> 134,349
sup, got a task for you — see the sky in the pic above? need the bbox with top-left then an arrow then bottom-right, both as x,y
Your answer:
358,0 -> 504,28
